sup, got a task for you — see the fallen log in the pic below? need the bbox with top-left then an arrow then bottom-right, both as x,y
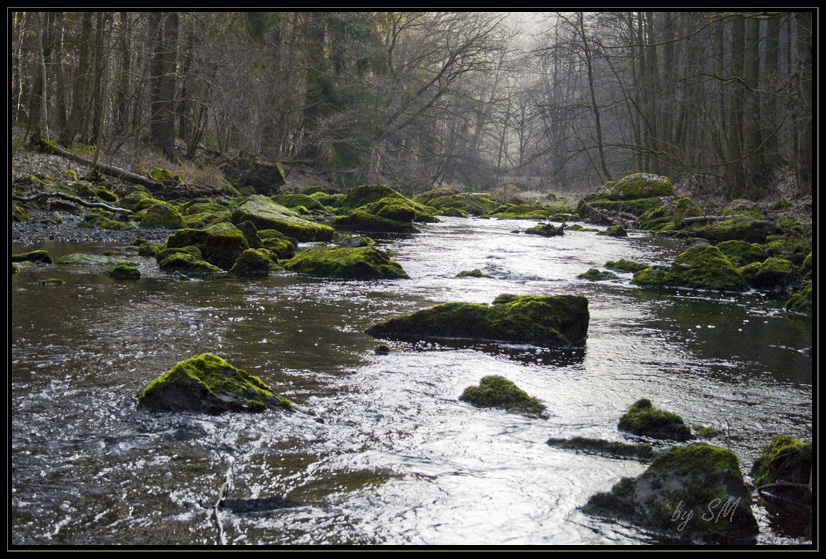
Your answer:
12,191 -> 132,214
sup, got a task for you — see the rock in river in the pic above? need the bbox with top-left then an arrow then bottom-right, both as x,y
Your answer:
136,353 -> 292,414
367,293 -> 589,347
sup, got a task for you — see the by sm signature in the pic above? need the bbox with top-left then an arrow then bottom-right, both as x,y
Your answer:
670,497 -> 742,531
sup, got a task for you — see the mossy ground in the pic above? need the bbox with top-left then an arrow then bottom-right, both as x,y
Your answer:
617,399 -> 692,441
460,375 -> 545,417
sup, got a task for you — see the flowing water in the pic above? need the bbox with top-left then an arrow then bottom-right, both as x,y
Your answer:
11,217 -> 812,546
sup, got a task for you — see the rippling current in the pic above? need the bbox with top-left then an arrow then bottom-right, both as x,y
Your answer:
11,217 -> 812,546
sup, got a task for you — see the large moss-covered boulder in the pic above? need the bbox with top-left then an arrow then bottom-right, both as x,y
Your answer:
283,246 -> 409,280
742,257 -> 799,290
182,201 -> 232,228
367,294 -> 589,347
136,353 -> 291,414
715,240 -> 767,267
637,196 -> 704,232
231,195 -> 334,242
578,173 -> 674,221
632,244 -> 748,292
752,434 -> 812,488
693,215 -> 778,244
583,444 -> 759,544
258,229 -> 298,260
157,249 -> 223,274
618,399 -> 693,441
338,184 -> 408,209
460,375 -> 546,418
166,222 -> 249,270
221,159 -> 286,195
119,190 -> 162,212
140,201 -> 186,229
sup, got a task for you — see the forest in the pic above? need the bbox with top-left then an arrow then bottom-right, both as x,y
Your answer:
11,11 -> 813,200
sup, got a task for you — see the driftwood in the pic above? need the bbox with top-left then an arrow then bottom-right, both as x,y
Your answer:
12,191 -> 132,214
35,138 -> 169,190
33,137 -> 228,200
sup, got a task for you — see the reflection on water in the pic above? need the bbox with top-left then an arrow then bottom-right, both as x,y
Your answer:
11,218 -> 812,546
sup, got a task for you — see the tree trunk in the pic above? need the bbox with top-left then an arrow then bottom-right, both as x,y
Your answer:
61,12 -> 93,145
743,14 -> 762,196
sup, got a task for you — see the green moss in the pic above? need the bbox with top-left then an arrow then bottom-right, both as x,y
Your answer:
157,251 -> 223,274
149,166 -> 183,183
38,278 -> 64,285
12,203 -> 29,222
12,250 -> 53,264
156,245 -> 203,262
694,426 -> 725,439
486,203 -> 551,220
547,437 -> 654,461
715,240 -> 766,267
525,223 -> 564,237
136,353 -> 291,414
12,263 -> 20,274
638,196 -> 703,232
232,195 -> 335,242
258,230 -> 298,260
694,216 -> 778,244
140,202 -> 186,229
785,281 -> 812,315
65,169 -> 78,181
460,375 -> 545,417
182,202 -> 232,228
578,268 -> 619,281
597,225 -> 628,237
230,248 -> 276,277
456,269 -> 490,278
579,197 -> 665,220
752,434 -> 812,487
605,259 -> 648,273
166,222 -> 250,270
367,294 -> 589,348
106,264 -> 141,280
334,206 -> 419,233
764,236 -> 812,267
284,246 -> 409,280
618,399 -> 693,441
584,444 -> 758,544
598,173 -> 674,200
632,244 -> 748,292
119,191 -> 162,212
339,184 -> 407,209
413,188 -> 498,217
271,193 -> 327,213
747,257 -> 798,290
338,235 -> 374,248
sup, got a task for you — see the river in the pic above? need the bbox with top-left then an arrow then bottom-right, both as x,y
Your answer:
11,216 -> 812,546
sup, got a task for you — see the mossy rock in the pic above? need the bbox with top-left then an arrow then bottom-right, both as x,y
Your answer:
12,250 -> 53,264
182,202 -> 233,228
106,264 -> 141,280
525,223 -> 564,237
618,399 -> 693,441
460,375 -> 545,418
785,282 -> 812,315
693,215 -> 778,244
605,259 -> 648,273
166,222 -> 250,270
764,236 -> 812,267
547,437 -> 654,461
338,235 -> 375,248
486,203 -> 551,220
157,251 -> 223,274
234,220 -> 263,249
746,257 -> 799,290
584,444 -> 759,544
578,197 -> 664,220
412,188 -> 498,217
57,253 -> 137,267
12,203 -> 30,222
638,196 -> 703,232
715,240 -> 766,267
271,193 -> 326,213
302,184 -> 339,196
694,426 -> 725,439
231,195 -> 334,242
136,353 -> 291,414
339,184 -> 408,209
456,269 -> 490,278
12,263 -> 20,274
283,246 -> 409,280
596,173 -> 675,200
149,166 -> 183,184
597,225 -> 628,237
140,201 -> 186,229
119,191 -> 162,212
334,206 -> 419,234
578,268 -> 619,281
38,278 -> 64,286
367,294 -> 589,348
632,245 -> 748,292
751,434 -> 812,495
230,248 -> 276,278
258,229 -> 298,260
222,160 -> 286,195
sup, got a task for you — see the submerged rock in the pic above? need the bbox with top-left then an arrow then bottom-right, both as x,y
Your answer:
605,259 -> 648,273
456,269 -> 490,278
136,353 -> 291,414
57,253 -> 137,267
578,268 -> 619,281
618,399 -> 693,441
547,437 -> 654,461
283,246 -> 409,280
367,294 -> 589,347
106,264 -> 141,280
460,375 -> 546,417
525,222 -> 564,237
632,244 -> 748,292
583,444 -> 759,544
